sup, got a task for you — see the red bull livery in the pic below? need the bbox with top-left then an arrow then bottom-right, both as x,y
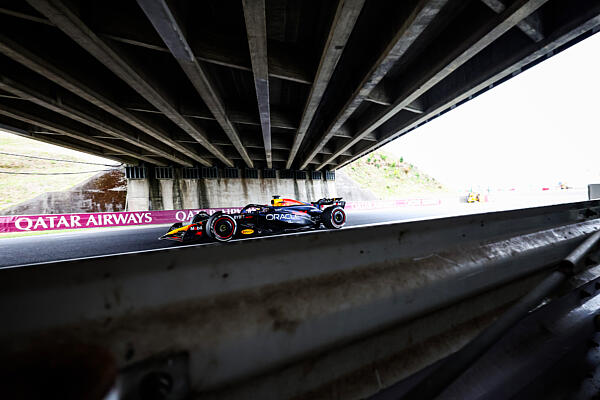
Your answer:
160,196 -> 346,243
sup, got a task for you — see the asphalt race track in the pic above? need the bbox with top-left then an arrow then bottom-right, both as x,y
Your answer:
0,195 -> 586,268
0,204 -> 488,268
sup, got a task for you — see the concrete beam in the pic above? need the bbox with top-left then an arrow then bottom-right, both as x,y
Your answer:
0,6 -> 52,26
361,83 -> 393,106
0,33 -> 209,166
0,102 -> 163,165
26,0 -> 232,167
331,125 -> 354,139
301,0 -> 450,170
125,102 -> 298,131
0,75 -> 194,167
0,1 -> 412,107
243,136 -> 290,151
336,2 -> 599,170
364,84 -> 425,113
404,99 -> 426,114
286,0 -> 366,169
102,33 -> 313,85
319,145 -> 351,157
0,93 -> 21,100
137,0 -> 254,168
191,134 -> 291,151
101,32 -> 387,111
227,108 -> 295,131
204,149 -> 288,163
0,4 -> 394,107
0,5 -> 316,86
319,146 -> 333,155
329,124 -> 377,141
243,0 -> 272,168
481,0 -> 544,42
318,0 -> 550,170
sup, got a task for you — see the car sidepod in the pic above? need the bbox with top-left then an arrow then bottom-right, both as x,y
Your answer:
259,205 -> 319,231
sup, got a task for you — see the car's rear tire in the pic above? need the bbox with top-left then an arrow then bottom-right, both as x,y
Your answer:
207,214 -> 237,242
322,206 -> 346,229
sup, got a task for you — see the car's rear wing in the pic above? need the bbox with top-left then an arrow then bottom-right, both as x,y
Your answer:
311,197 -> 346,209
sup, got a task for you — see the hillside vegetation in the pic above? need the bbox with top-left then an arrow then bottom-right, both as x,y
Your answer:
0,131 -> 117,211
340,151 -> 447,199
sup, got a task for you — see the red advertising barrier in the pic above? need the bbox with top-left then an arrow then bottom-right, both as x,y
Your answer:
0,198 -> 441,233
0,207 -> 242,234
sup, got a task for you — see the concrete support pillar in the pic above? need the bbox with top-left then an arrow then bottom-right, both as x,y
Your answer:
148,177 -> 163,210
306,179 -> 322,200
261,177 -> 279,202
324,180 -> 338,198
126,178 -> 150,211
294,179 -> 308,202
276,177 -> 296,200
198,179 -> 219,208
180,179 -> 200,209
159,179 -> 174,210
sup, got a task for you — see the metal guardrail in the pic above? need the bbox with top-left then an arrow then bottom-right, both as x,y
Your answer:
2,200 -> 600,399
399,229 -> 600,400
372,263 -> 600,399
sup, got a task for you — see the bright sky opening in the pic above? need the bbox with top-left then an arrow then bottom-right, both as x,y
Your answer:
383,31 -> 600,191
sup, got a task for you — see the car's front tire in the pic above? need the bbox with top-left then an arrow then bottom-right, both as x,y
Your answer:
322,206 -> 346,229
206,214 -> 237,242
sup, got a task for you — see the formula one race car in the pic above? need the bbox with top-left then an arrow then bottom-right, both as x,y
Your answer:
160,196 -> 346,243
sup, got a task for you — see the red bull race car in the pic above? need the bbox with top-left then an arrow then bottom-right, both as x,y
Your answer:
160,196 -> 346,243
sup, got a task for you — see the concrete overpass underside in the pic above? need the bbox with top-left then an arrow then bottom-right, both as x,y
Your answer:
0,0 -> 599,207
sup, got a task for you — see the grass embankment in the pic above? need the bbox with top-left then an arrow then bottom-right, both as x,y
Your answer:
0,131 -> 118,211
341,151 -> 447,199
